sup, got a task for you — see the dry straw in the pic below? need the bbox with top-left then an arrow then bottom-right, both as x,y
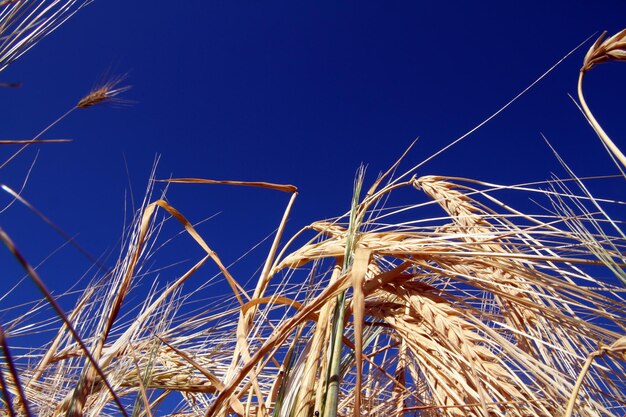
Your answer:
7,169 -> 622,417
0,0 -> 93,72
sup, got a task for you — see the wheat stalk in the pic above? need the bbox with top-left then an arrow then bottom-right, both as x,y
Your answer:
578,29 -> 626,169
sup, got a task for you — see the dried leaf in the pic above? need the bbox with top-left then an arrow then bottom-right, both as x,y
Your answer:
161,178 -> 297,193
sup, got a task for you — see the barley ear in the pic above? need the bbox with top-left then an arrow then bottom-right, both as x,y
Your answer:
581,29 -> 626,72
77,76 -> 131,109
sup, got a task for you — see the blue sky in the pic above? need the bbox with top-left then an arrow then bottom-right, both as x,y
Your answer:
2,1 -> 626,316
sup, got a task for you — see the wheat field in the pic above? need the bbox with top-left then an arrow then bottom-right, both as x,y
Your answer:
1,2 -> 625,417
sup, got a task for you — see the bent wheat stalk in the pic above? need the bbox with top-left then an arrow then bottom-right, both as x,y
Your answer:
578,29 -> 626,168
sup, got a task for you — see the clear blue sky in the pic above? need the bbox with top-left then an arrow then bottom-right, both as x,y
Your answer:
2,1 -> 626,317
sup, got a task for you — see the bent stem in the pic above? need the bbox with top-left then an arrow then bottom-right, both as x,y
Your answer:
577,70 -> 626,169
564,336 -> 626,417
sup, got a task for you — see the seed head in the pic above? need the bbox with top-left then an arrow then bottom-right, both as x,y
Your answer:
582,29 -> 626,72
77,76 -> 131,109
